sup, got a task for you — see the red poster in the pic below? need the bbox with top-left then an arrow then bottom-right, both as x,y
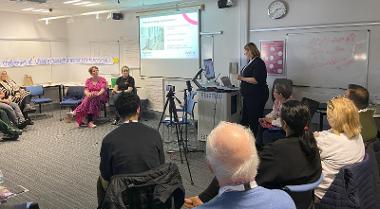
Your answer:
260,40 -> 285,75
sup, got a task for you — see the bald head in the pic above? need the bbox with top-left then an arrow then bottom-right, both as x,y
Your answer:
206,122 -> 259,186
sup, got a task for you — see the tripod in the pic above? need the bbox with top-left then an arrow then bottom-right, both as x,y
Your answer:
158,89 -> 194,185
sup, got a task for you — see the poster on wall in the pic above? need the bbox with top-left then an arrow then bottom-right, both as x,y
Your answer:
260,40 -> 285,75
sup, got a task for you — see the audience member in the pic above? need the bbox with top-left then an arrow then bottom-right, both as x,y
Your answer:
68,66 -> 108,128
345,84 -> 378,142
185,101 -> 321,209
191,122 -> 295,209
0,90 -> 28,129
98,93 -> 165,205
314,96 -> 365,200
0,71 -> 35,114
110,66 -> 136,125
257,82 -> 293,146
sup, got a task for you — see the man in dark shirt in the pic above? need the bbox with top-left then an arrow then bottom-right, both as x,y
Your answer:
98,93 -> 165,204
111,66 -> 136,125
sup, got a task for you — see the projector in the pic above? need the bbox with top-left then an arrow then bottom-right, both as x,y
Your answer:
218,0 -> 233,8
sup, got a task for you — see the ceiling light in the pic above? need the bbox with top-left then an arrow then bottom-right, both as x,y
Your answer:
45,19 -> 49,25
41,10 -> 49,13
63,0 -> 81,4
22,7 -> 34,11
85,3 -> 100,6
39,15 -> 72,21
73,1 -> 91,5
80,10 -> 111,16
32,9 -> 44,12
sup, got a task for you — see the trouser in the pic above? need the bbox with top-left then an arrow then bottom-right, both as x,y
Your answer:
241,88 -> 269,136
0,102 -> 25,124
110,93 -> 121,120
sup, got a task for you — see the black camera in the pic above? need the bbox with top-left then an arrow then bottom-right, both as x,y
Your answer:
165,85 -> 175,92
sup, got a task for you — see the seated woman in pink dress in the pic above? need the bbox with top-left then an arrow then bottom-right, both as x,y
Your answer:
71,66 -> 108,128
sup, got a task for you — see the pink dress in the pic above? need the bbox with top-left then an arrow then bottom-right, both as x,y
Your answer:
74,76 -> 108,124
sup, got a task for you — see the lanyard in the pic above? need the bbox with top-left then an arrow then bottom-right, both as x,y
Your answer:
240,58 -> 256,75
218,180 -> 258,196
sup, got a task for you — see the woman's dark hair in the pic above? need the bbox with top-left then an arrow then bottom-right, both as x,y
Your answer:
280,100 -> 318,158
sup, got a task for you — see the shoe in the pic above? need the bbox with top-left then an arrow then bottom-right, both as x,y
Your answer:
16,120 -> 28,129
3,132 -> 19,140
88,122 -> 97,128
25,118 -> 34,125
111,119 -> 119,125
67,111 -> 75,118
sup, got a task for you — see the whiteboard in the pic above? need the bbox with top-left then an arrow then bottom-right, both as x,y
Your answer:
286,30 -> 369,89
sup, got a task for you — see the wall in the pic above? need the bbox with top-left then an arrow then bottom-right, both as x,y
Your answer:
0,12 -> 68,84
250,0 -> 380,103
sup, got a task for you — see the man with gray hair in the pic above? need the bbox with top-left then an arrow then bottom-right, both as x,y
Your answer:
194,122 -> 295,209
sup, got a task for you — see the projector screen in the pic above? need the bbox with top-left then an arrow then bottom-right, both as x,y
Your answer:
139,11 -> 200,78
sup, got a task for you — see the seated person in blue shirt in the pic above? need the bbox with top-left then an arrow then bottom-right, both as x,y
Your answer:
110,66 -> 136,125
193,121 -> 296,209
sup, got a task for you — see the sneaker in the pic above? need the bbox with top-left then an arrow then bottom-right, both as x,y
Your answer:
111,119 -> 119,125
88,122 -> 97,128
16,120 -> 28,129
3,132 -> 19,140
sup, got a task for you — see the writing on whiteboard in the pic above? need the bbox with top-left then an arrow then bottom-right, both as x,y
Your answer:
307,32 -> 367,71
0,56 -> 117,68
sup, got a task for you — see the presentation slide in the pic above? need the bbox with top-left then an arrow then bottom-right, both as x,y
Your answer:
140,12 -> 199,59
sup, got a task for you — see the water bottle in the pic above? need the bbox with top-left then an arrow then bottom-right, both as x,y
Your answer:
0,170 -> 4,185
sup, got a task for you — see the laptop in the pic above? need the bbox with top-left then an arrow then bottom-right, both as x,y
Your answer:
217,76 -> 239,90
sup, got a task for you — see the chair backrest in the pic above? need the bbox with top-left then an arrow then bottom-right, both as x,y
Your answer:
271,78 -> 293,101
319,153 -> 379,209
301,97 -> 320,119
25,85 -> 44,96
283,174 -> 323,192
100,163 -> 184,209
65,86 -> 85,100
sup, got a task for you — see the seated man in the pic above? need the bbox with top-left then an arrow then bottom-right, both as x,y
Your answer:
98,93 -> 165,205
345,84 -> 378,142
194,122 -> 296,209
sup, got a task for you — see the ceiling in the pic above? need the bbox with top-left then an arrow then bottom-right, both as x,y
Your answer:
0,0 -> 186,17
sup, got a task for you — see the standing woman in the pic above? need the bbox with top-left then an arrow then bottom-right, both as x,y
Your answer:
238,42 -> 269,135
70,66 -> 108,128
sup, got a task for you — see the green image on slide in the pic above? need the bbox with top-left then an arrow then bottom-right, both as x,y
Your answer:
141,26 -> 164,50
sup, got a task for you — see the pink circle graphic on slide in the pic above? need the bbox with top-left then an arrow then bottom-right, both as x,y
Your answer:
182,14 -> 198,25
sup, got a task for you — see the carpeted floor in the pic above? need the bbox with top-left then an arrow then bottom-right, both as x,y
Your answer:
0,110 -> 213,209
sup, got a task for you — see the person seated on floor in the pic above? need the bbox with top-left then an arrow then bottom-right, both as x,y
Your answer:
110,66 -> 136,125
313,96 -> 365,201
345,84 -> 378,142
192,121 -> 295,209
257,82 -> 293,146
185,101 -> 321,209
0,71 -> 35,117
0,90 -> 29,129
68,66 -> 108,128
97,93 -> 165,205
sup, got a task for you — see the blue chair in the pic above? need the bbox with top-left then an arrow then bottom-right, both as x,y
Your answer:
283,174 -> 324,192
25,85 -> 53,113
59,86 -> 85,121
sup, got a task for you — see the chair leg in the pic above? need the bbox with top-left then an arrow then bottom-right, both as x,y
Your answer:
59,106 -> 62,121
39,104 -> 42,113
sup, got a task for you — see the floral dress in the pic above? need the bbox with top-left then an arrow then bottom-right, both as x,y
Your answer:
74,76 -> 108,124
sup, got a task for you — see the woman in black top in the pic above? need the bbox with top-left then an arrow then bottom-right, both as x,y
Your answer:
238,42 -> 269,135
184,100 -> 322,209
111,66 -> 136,125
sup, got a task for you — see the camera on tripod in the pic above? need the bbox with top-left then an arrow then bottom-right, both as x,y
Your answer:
165,84 -> 176,92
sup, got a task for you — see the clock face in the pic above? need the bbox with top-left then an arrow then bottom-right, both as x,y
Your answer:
268,0 -> 287,19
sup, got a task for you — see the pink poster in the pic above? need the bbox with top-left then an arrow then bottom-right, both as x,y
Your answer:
260,40 -> 285,75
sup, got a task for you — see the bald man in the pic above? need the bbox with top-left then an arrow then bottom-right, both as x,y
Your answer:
193,122 -> 295,209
